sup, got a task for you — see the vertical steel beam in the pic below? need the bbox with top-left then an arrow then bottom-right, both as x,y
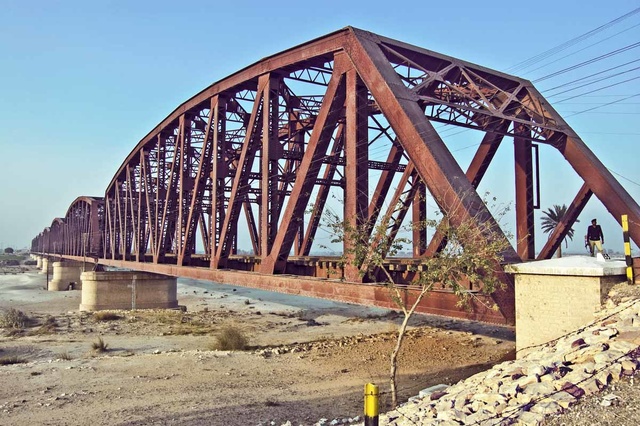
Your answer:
514,124 -> 535,260
344,68 -> 369,281
210,96 -> 226,268
260,74 -> 280,257
412,178 -> 426,256
176,115 -> 188,265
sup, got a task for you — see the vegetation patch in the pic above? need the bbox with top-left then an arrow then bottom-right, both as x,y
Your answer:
57,352 -> 73,361
129,310 -> 217,335
28,316 -> 57,335
0,356 -> 26,366
93,312 -> 122,322
1,308 -> 30,329
209,325 -> 250,351
91,337 -> 109,353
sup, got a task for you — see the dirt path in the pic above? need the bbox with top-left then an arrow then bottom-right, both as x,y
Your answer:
0,270 -> 514,425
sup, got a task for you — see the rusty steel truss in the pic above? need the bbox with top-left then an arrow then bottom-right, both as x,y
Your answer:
32,27 -> 640,324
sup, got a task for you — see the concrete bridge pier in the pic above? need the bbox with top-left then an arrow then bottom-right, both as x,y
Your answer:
507,256 -> 627,358
39,257 -> 53,275
79,271 -> 178,311
35,256 -> 43,270
49,261 -> 92,291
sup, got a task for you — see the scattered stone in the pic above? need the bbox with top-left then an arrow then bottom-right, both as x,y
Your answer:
599,393 -> 620,407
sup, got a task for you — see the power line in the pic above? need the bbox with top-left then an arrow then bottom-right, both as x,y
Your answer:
565,92 -> 640,117
521,22 -> 640,76
506,6 -> 640,73
533,41 -> 640,83
542,59 -> 640,93
555,76 -> 640,103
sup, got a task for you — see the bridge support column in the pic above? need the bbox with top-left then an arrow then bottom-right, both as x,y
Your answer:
49,261 -> 91,291
507,256 -> 627,358
39,257 -> 52,275
35,256 -> 43,269
79,271 -> 178,311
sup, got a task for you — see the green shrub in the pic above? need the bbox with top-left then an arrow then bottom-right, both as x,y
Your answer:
209,325 -> 249,351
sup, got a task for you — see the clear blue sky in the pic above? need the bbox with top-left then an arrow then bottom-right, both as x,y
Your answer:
1,0 -> 638,255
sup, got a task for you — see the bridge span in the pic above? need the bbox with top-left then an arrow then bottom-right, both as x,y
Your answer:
31,27 -> 640,325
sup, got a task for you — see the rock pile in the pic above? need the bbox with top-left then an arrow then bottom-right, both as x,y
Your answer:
376,298 -> 640,426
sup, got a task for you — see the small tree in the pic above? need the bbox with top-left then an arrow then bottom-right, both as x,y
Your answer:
3,247 -> 14,254
324,194 -> 512,408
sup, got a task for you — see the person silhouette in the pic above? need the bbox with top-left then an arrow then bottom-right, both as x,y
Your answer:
586,218 -> 605,257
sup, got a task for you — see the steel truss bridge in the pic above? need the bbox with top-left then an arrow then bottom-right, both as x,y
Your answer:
31,27 -> 640,325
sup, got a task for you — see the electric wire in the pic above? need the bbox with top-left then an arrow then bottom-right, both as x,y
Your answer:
521,22 -> 640,76
506,6 -> 640,73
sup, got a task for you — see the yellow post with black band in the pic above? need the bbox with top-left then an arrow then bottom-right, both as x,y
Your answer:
622,215 -> 634,283
364,383 -> 379,426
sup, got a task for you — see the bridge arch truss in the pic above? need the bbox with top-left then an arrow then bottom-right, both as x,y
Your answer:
32,27 -> 640,324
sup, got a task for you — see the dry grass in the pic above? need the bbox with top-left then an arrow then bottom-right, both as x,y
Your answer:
91,337 -> 109,352
129,310 -> 216,335
1,308 -> 30,329
57,352 -> 73,361
27,316 -> 57,335
93,312 -> 122,322
209,325 -> 250,351
0,356 -> 26,366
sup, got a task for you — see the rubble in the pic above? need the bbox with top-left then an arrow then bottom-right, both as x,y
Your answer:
372,298 -> 640,426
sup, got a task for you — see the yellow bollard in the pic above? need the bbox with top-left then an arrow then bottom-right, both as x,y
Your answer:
622,215 -> 634,283
364,383 -> 379,426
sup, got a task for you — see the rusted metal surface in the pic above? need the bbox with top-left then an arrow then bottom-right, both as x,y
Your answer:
32,27 -> 640,326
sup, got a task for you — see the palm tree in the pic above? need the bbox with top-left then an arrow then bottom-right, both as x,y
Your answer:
540,204 -> 579,258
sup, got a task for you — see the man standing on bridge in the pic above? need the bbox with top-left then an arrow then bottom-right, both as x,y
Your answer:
586,218 -> 605,257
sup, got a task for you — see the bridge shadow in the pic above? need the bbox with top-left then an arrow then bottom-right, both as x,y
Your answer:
179,277 -> 514,342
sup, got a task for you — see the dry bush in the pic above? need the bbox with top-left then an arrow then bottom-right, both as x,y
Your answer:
93,312 -> 121,322
91,337 -> 109,352
28,315 -> 58,336
57,352 -> 72,361
0,356 -> 26,366
209,325 -> 249,351
1,308 -> 30,329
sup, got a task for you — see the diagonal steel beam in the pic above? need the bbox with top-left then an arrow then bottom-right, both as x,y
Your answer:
260,52 -> 350,274
346,29 -> 517,321
215,81 -> 266,267
299,123 -> 345,256
537,183 -> 592,260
